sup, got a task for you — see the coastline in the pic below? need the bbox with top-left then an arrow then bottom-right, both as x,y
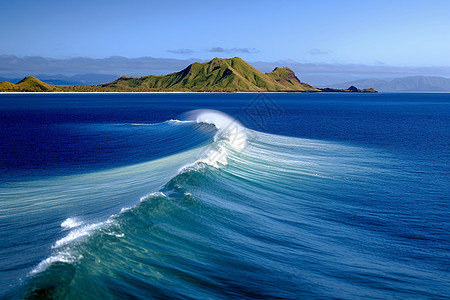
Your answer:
0,91 -> 384,94
0,91 -> 319,94
3,91 -> 449,94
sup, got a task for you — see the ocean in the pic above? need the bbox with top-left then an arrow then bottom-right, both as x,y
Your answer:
0,93 -> 449,299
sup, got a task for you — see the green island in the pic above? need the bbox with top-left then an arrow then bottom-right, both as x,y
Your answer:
0,57 -> 376,93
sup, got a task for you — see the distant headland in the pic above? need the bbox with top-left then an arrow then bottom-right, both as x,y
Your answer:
0,57 -> 377,93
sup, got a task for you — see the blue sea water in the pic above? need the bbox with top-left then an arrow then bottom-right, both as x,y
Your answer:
0,93 -> 449,299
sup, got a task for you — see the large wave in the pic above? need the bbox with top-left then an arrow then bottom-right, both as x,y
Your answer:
7,109 -> 448,299
24,110 -> 249,278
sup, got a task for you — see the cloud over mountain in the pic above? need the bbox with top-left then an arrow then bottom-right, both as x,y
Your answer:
0,55 -> 200,77
167,49 -> 194,55
208,47 -> 260,54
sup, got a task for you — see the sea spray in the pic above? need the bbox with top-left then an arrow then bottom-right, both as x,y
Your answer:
60,217 -> 83,230
183,109 -> 248,168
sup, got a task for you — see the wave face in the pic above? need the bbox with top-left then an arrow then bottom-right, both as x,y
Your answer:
1,93 -> 449,299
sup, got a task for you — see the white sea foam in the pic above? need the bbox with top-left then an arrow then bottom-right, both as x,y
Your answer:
130,120 -> 193,126
30,251 -> 82,275
167,119 -> 194,124
120,207 -> 132,213
61,217 -> 83,229
140,191 -> 167,202
184,110 -> 248,168
30,191 -> 173,275
53,221 -> 109,249
30,220 -> 111,275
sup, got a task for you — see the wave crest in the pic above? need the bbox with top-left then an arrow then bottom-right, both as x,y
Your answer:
184,109 -> 248,168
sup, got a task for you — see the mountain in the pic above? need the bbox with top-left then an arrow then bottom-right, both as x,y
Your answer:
100,57 -> 320,92
0,57 -> 333,92
0,76 -> 59,92
0,74 -> 119,86
266,67 -> 318,91
0,81 -> 17,91
331,76 -> 450,92
319,86 -> 377,93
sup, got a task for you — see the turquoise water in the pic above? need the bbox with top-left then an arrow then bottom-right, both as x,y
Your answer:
0,93 -> 449,299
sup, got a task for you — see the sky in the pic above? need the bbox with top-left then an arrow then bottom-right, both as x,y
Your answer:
1,0 -> 450,82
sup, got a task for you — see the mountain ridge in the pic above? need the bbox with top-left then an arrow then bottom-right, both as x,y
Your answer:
0,74 -> 120,86
331,76 -> 450,92
99,57 -> 320,92
0,76 -> 58,92
0,57 -> 376,93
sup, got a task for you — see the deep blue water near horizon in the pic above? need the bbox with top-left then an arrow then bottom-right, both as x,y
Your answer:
0,93 -> 449,299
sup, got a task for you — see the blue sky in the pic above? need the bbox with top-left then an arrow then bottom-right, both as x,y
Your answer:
1,0 -> 450,67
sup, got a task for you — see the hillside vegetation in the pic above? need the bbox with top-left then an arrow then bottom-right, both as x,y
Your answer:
0,58 -> 320,92
0,76 -> 60,92
98,57 -> 319,92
